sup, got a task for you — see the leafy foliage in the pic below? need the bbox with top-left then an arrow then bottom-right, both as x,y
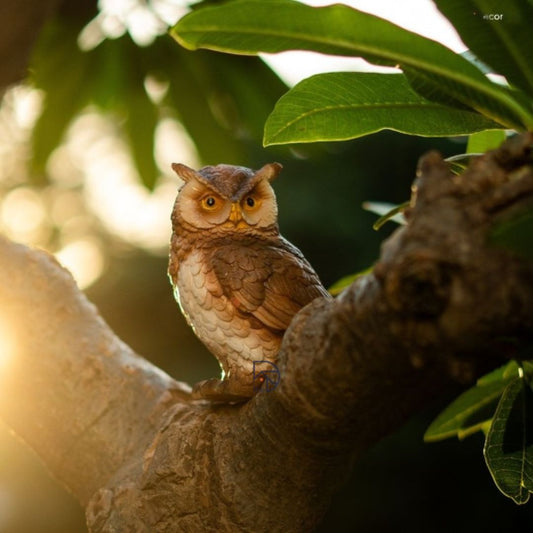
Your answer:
434,0 -> 533,98
29,12 -> 286,189
485,372 -> 533,504
173,0 -> 533,142
425,361 -> 520,442
425,360 -> 533,503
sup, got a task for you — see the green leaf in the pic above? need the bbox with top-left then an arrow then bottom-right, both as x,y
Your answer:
466,129 -> 507,153
424,378 -> 510,442
328,266 -> 373,296
31,22 -> 162,189
30,22 -> 286,188
484,375 -> 533,504
172,0 -> 533,130
263,73 -> 502,145
435,0 -> 533,98
490,208 -> 533,259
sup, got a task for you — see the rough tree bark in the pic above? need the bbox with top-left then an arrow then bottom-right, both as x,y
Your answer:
0,134 -> 532,532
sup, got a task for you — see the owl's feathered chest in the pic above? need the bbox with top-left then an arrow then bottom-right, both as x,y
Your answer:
171,235 -> 283,374
168,224 -> 329,375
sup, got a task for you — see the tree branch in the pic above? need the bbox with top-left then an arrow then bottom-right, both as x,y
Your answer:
0,238 -> 190,504
0,134 -> 532,531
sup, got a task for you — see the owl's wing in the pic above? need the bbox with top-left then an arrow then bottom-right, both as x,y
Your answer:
211,238 -> 330,332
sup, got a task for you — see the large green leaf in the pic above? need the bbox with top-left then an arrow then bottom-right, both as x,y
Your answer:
263,72 -> 502,145
435,0 -> 533,98
484,376 -> 533,504
172,0 -> 533,130
30,17 -> 285,187
478,360 -> 522,386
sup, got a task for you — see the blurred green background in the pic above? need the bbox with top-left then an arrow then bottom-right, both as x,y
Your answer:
1,1 -> 532,531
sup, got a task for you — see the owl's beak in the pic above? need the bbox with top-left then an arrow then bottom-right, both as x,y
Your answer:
229,203 -> 242,224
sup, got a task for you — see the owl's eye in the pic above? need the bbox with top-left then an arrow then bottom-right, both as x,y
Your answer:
201,196 -> 219,210
243,196 -> 259,210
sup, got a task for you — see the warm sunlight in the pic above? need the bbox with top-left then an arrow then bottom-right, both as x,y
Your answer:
0,89 -> 198,288
64,113 -> 196,253
0,311 -> 16,372
55,238 -> 105,290
0,187 -> 48,244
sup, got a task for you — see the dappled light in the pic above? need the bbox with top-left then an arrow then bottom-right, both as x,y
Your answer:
79,0 -> 188,49
66,113 -> 184,252
0,187 -> 48,244
0,86 -> 200,287
56,238 -> 105,290
0,86 -> 43,186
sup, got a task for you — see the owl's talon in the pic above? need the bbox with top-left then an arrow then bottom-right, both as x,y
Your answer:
192,378 -> 253,403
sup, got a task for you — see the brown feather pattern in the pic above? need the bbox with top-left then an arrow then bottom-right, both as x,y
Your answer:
168,162 -> 331,400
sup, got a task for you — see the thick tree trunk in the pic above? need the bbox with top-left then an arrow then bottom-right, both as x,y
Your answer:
0,134 -> 532,531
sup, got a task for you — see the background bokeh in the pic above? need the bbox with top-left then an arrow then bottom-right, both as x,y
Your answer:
1,1 -> 532,531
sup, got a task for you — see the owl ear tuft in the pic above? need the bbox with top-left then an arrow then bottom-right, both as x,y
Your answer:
172,163 -> 202,183
255,162 -> 283,182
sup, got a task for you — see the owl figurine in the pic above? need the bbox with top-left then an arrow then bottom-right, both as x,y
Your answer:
168,162 -> 331,401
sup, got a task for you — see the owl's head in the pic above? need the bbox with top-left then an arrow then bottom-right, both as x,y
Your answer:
171,162 -> 282,232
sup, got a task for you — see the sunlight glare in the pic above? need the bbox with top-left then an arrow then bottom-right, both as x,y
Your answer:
61,112 -> 197,254
79,0 -> 188,50
0,188 -> 48,244
155,118 -> 200,175
0,312 -> 17,372
0,86 -> 43,183
11,86 -> 44,130
144,75 -> 170,105
55,238 -> 105,290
